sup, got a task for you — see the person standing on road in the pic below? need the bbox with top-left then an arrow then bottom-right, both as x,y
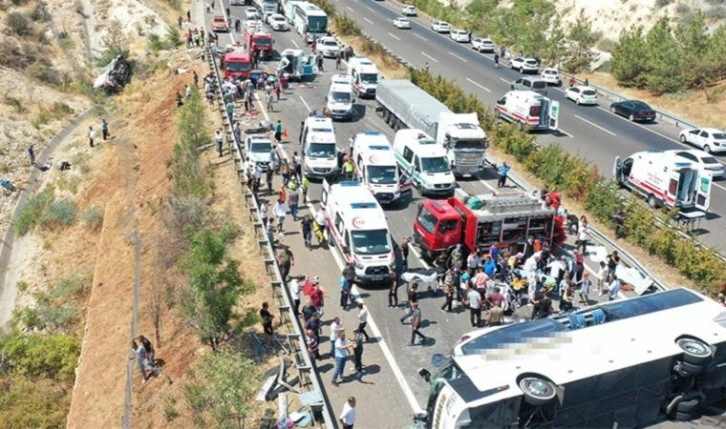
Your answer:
266,91 -> 274,112
440,270 -> 454,313
341,262 -> 355,310
409,302 -> 427,346
101,118 -> 110,141
356,303 -> 370,342
332,330 -> 354,386
276,245 -> 294,282
260,302 -> 275,345
274,199 -> 287,236
27,144 -> 36,166
288,186 -> 299,221
311,280 -> 325,317
329,317 -> 343,356
388,267 -> 399,308
306,328 -> 321,362
301,215 -> 313,248
497,162 -> 510,188
466,284 -> 482,328
339,397 -> 357,429
215,129 -> 223,157
400,282 -> 419,323
352,328 -> 365,376
88,126 -> 96,148
274,119 -> 283,144
400,237 -> 410,272
493,52 -> 499,68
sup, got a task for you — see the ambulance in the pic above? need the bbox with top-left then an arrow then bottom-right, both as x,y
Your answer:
301,115 -> 339,180
321,180 -> 394,284
350,130 -> 411,205
494,90 -> 559,131
613,150 -> 712,210
392,129 -> 456,197
347,56 -> 380,99
326,74 -> 355,121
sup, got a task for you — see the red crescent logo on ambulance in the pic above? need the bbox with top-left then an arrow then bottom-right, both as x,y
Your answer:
352,217 -> 365,228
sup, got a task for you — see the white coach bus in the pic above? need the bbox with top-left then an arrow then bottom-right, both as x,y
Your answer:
292,2 -> 328,43
415,288 -> 726,428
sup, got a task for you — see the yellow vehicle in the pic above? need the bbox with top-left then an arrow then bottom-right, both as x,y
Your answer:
211,15 -> 229,32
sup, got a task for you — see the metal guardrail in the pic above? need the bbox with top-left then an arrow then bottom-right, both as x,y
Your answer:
207,49 -> 335,428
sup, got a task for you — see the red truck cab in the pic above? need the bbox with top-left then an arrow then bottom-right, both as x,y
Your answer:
222,51 -> 252,79
413,191 -> 565,260
243,27 -> 274,59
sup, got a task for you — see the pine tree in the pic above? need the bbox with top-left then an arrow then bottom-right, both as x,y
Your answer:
611,26 -> 648,87
676,10 -> 711,89
643,16 -> 684,95
564,9 -> 597,73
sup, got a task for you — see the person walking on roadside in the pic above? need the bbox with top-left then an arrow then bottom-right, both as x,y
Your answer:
260,302 -> 275,345
400,237 -> 410,272
301,215 -> 313,248
131,340 -> 159,383
266,91 -> 274,112
290,275 -> 301,316
311,280 -> 325,317
215,129 -> 223,157
440,271 -> 454,313
409,302 -> 427,346
137,335 -> 156,366
332,330 -> 354,386
356,303 -> 370,342
339,397 -> 357,429
88,126 -> 96,148
493,52 -> 499,68
497,162 -> 510,188
341,262 -> 355,310
274,119 -> 283,144
388,267 -> 399,308
352,328 -> 365,376
276,245 -> 294,282
329,317 -> 343,356
101,118 -> 110,141
27,144 -> 36,166
274,199 -> 287,236
288,186 -> 300,221
400,282 -> 419,323
306,328 -> 321,362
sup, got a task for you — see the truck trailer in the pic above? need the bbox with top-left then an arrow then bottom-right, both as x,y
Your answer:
376,79 -> 488,178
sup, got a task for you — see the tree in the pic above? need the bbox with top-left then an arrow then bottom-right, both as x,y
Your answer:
643,16 -> 684,95
676,10 -> 711,88
184,351 -> 257,429
611,26 -> 649,87
706,25 -> 726,82
563,9 -> 597,72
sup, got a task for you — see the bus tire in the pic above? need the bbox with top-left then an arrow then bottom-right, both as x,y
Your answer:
676,397 -> 703,414
677,337 -> 713,365
518,376 -> 557,407
674,411 -> 699,422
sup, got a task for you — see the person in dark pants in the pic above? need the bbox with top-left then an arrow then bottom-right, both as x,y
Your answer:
409,302 -> 427,346
440,272 -> 454,312
388,268 -> 399,308
400,283 -> 419,323
260,302 -> 274,345
341,263 -> 355,310
101,118 -> 109,140
27,144 -> 36,166
466,286 -> 482,327
400,237 -> 410,272
497,162 -> 510,188
277,246 -> 294,283
352,327 -> 365,376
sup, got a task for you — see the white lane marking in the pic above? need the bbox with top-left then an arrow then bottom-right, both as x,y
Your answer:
449,51 -> 468,63
414,33 -> 428,42
367,6 -> 374,11
364,17 -> 374,24
299,95 -> 311,113
346,6 -> 354,11
291,39 -> 299,49
574,114 -> 617,137
388,32 -> 401,41
466,78 -> 491,93
420,51 -> 438,63
499,77 -> 510,84
479,179 -> 496,191
408,242 -> 431,270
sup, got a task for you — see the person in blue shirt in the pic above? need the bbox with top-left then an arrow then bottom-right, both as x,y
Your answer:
483,256 -> 497,278
274,120 -> 283,143
497,162 -> 510,188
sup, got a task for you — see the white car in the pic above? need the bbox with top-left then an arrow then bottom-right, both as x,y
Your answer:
245,135 -> 274,171
672,149 -> 725,177
318,36 -> 341,58
565,86 -> 598,105
679,128 -> 726,154
472,37 -> 495,53
393,17 -> 411,29
510,56 -> 539,73
402,5 -> 417,16
431,21 -> 450,33
450,29 -> 471,43
541,68 -> 562,86
245,8 -> 260,21
268,14 -> 288,31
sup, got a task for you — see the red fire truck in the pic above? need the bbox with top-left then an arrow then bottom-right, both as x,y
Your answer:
222,51 -> 252,79
243,23 -> 274,59
413,190 -> 566,260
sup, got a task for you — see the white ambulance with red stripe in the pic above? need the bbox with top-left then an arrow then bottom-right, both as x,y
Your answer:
351,130 -> 412,206
320,180 -> 394,284
495,90 -> 559,131
614,151 -> 712,211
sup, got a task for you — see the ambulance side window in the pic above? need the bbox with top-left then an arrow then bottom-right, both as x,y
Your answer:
413,156 -> 421,172
344,232 -> 351,255
335,213 -> 344,234
403,147 -> 414,163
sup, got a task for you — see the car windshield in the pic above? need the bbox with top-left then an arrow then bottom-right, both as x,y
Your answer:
367,165 -> 397,184
452,139 -> 485,150
351,229 -> 390,255
250,142 -> 272,153
226,61 -> 250,71
331,91 -> 351,103
421,156 -> 450,173
582,90 -> 597,96
360,73 -> 378,84
306,142 -> 336,158
713,133 -> 726,139
417,206 -> 437,235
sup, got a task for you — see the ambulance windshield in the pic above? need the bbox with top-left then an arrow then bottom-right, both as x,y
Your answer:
351,229 -> 390,255
367,165 -> 397,184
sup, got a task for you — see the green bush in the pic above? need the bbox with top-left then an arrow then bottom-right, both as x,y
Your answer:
0,332 -> 80,382
0,374 -> 71,429
40,199 -> 77,230
7,12 -> 32,36
81,206 -> 104,231
333,13 -> 361,37
14,188 -> 54,235
30,1 -> 51,22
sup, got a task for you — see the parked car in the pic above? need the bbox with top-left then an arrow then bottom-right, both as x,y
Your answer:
672,149 -> 725,178
317,36 -> 341,58
212,15 -> 229,32
431,21 -> 451,33
450,29 -> 471,43
541,68 -> 562,86
511,77 -> 548,95
610,100 -> 656,122
402,5 -> 417,16
565,86 -> 598,105
509,57 -> 539,74
679,128 -> 726,154
245,7 -> 261,21
269,14 -> 289,31
472,37 -> 495,53
393,17 -> 411,29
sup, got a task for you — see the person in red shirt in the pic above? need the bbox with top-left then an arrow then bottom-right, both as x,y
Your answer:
310,281 -> 325,318
547,189 -> 561,212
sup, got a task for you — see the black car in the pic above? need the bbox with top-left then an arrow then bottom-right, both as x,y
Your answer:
609,100 -> 656,122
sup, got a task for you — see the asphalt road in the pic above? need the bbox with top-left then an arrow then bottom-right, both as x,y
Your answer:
206,2 -> 721,428
333,0 -> 726,252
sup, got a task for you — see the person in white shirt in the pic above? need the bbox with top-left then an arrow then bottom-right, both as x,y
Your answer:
356,304 -> 370,342
329,317 -> 343,356
339,396 -> 356,429
273,200 -> 287,235
596,261 -> 608,296
523,253 -> 539,273
466,286 -> 482,328
260,201 -> 268,227
290,276 -> 301,316
578,218 -> 591,255
547,257 -> 565,283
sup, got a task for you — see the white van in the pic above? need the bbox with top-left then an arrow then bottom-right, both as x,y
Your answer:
301,115 -> 338,180
351,130 -> 411,205
321,180 -> 394,283
326,74 -> 355,121
392,129 -> 456,197
495,90 -> 558,131
347,56 -> 380,98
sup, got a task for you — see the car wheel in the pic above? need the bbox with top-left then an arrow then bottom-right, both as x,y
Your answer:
628,113 -> 635,121
677,337 -> 713,365
576,98 -> 580,105
703,145 -> 711,154
679,134 -> 688,143
610,106 -> 616,114
647,194 -> 658,208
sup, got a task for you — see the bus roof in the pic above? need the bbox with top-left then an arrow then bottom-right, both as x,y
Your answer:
296,1 -> 326,15
449,288 -> 726,407
329,181 -> 388,231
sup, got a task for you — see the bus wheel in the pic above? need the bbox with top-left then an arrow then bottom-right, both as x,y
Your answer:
676,337 -> 713,365
674,411 -> 700,422
675,360 -> 706,376
518,375 -> 557,407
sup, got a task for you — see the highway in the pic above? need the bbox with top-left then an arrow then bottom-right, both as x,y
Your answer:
204,2 -> 720,428
332,0 -> 726,252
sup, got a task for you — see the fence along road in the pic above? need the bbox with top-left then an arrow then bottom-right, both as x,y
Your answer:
334,0 -> 726,255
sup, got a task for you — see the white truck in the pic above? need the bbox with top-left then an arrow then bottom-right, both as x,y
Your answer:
350,131 -> 411,205
614,150 -> 712,211
495,90 -> 560,132
376,79 -> 488,178
253,0 -> 278,20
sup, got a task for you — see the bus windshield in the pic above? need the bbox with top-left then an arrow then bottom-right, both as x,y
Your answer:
367,165 -> 396,184
352,229 -> 390,255
226,61 -> 250,72
307,16 -> 327,32
306,142 -> 336,159
421,156 -> 450,173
